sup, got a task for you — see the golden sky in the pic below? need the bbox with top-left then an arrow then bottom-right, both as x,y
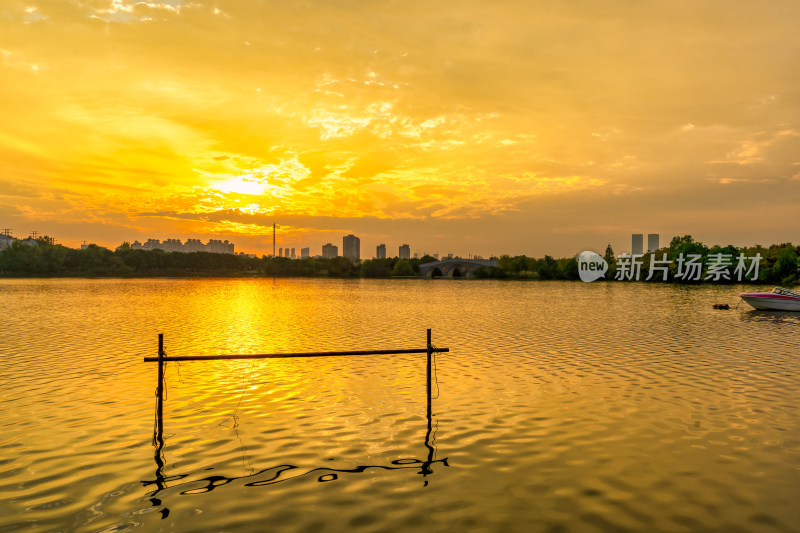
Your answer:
1,0 -> 799,257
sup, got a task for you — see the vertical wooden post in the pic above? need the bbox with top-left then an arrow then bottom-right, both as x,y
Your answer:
426,328 -> 433,425
156,333 -> 164,444
422,328 -> 434,479
426,329 -> 432,402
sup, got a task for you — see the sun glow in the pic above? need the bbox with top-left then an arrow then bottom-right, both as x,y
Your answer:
212,177 -> 267,196
3,1 -> 800,255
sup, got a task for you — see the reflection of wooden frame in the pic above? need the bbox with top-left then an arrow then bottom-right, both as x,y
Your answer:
143,330 -> 449,516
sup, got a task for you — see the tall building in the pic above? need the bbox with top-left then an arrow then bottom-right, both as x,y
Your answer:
647,233 -> 659,252
322,243 -> 338,258
343,234 -> 360,262
376,243 -> 386,259
162,238 -> 183,252
185,238 -> 204,252
291,247 -> 296,259
206,239 -> 234,254
631,234 -> 644,255
300,247 -> 310,259
279,247 -> 283,258
399,244 -> 410,259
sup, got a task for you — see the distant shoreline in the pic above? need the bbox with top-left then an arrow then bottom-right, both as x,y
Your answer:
0,273 -> 793,288
1,235 -> 797,285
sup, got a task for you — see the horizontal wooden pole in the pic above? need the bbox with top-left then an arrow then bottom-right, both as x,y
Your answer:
144,347 -> 448,362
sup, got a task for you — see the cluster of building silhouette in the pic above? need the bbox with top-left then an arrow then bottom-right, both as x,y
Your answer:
272,233 -> 663,262
318,236 -> 412,261
286,233 -> 663,262
2,227 -> 663,263
0,229 -> 38,250
0,230 -> 245,256
275,234 -> 451,262
320,235 -> 372,261
129,238 -> 235,254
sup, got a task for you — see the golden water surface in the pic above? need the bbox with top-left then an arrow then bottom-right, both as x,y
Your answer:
0,278 -> 798,532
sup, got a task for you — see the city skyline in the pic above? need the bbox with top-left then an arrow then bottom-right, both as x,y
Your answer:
0,226 -> 787,261
1,2 -> 799,258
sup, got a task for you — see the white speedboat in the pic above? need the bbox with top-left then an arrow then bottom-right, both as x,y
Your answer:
739,287 -> 800,311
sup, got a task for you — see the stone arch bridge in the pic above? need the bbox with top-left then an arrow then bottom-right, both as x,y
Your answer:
418,258 -> 498,279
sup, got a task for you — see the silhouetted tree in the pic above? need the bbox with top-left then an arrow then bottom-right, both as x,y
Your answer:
328,256 -> 356,277
360,259 -> 392,278
536,255 -> 558,279
392,259 -> 413,276
604,244 -> 615,264
773,246 -> 799,283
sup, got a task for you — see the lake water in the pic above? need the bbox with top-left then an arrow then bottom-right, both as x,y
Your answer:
0,278 -> 798,532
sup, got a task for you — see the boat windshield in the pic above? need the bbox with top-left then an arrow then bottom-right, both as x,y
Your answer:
771,287 -> 800,298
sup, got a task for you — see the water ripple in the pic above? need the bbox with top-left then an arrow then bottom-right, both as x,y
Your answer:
0,279 -> 798,532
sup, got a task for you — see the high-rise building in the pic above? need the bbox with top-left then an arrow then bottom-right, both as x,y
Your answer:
343,234 -> 360,262
291,247 -> 296,259
376,244 -> 386,259
322,243 -> 338,258
206,239 -> 233,254
185,238 -> 203,252
300,247 -> 310,259
279,247 -> 283,258
647,234 -> 659,253
399,244 -> 410,259
162,238 -> 182,252
631,234 -> 644,255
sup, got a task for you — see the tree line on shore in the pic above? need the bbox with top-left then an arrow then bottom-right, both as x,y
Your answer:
484,236 -> 798,285
0,235 -> 797,285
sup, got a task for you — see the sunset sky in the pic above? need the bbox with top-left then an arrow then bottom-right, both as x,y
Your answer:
2,0 -> 799,258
